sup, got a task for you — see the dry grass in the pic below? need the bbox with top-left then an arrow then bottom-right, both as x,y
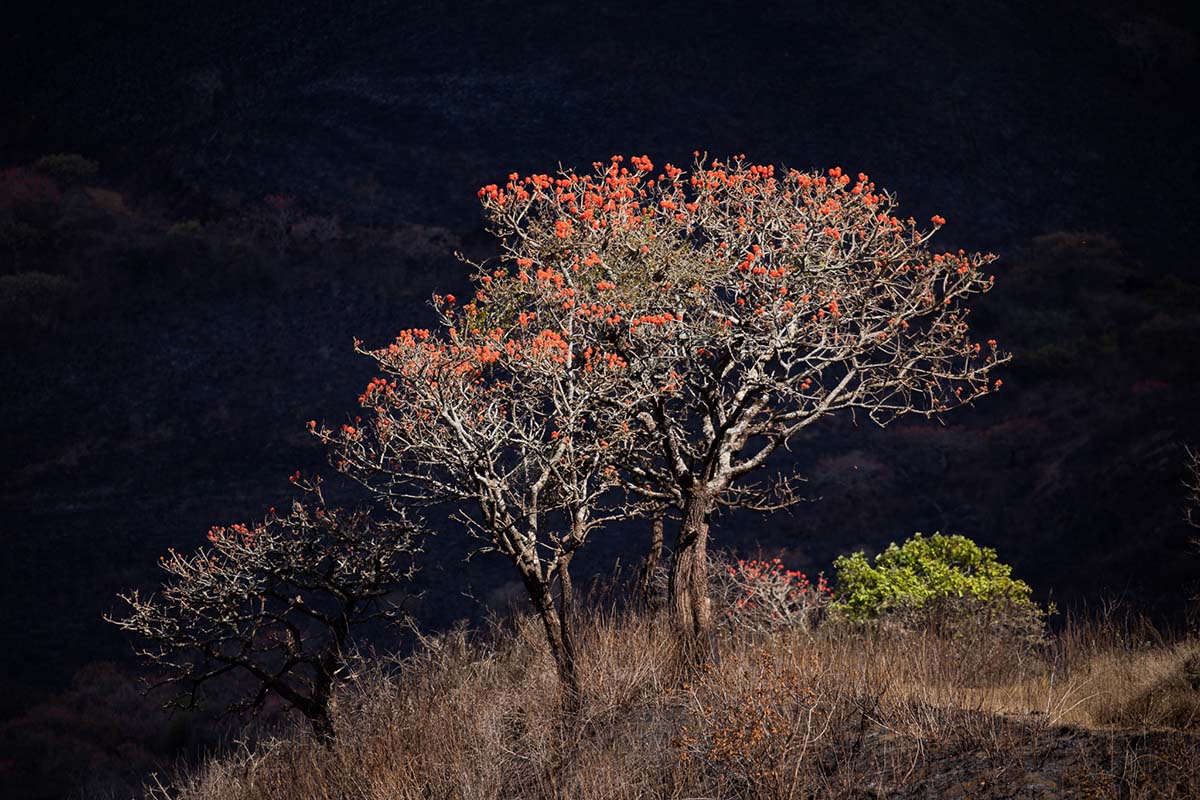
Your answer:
147,606 -> 1200,800
1053,620 -> 1200,731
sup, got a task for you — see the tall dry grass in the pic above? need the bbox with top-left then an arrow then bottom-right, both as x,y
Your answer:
146,604 -> 1200,800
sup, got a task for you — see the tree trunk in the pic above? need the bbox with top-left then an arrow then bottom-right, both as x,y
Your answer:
638,515 -> 665,610
307,704 -> 336,744
669,493 -> 714,663
556,553 -> 581,712
522,568 -> 582,710
308,612 -> 351,746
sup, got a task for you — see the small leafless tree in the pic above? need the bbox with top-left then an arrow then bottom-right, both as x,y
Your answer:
107,476 -> 424,740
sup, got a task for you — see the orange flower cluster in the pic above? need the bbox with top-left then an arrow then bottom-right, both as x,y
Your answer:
206,522 -> 259,546
358,376 -> 397,405
629,155 -> 654,172
602,352 -> 627,370
535,267 -> 565,287
569,300 -> 622,324
528,329 -> 570,364
472,344 -> 502,365
630,311 -> 679,329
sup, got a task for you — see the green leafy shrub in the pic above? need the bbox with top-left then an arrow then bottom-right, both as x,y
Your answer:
832,533 -> 1033,619
831,533 -> 1049,641
831,534 -> 1051,683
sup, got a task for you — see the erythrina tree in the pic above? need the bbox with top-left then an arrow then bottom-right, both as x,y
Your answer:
107,476 -> 423,740
474,153 -> 1009,654
316,287 -> 647,704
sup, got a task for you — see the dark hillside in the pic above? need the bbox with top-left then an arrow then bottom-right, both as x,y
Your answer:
1,1 -> 1199,793
4,1 -> 1198,255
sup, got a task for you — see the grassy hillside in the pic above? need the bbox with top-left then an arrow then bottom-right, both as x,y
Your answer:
149,600 -> 1200,799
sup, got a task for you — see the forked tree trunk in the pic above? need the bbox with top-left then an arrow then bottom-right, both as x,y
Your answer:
669,493 -> 715,663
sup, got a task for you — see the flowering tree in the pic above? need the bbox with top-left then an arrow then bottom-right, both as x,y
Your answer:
474,154 -> 1009,652
317,284 -> 647,703
107,476 -> 423,740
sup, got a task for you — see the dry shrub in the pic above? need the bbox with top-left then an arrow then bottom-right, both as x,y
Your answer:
824,597 -> 1051,692
714,557 -> 832,633
674,642 -> 893,799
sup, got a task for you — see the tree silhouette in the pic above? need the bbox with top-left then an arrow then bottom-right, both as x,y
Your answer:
108,476 -> 423,740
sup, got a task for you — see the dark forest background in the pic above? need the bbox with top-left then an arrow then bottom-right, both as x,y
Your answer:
2,0 -> 1199,795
